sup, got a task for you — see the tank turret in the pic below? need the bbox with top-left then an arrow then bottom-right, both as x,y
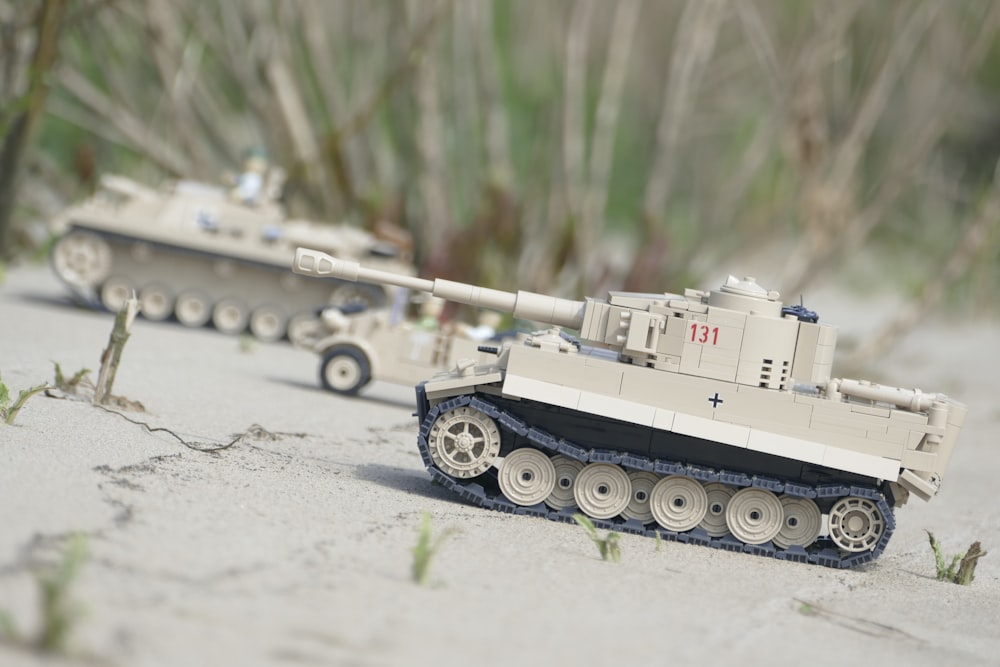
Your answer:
296,249 -> 837,390
293,247 -> 968,569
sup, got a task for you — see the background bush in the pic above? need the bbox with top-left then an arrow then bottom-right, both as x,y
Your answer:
3,0 -> 999,325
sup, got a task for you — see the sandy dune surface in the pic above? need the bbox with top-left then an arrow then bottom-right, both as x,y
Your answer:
1,264 -> 998,667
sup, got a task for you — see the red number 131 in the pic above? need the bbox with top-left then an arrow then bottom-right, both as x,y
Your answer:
690,322 -> 719,345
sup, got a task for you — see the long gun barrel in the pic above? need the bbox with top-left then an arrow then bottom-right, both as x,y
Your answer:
294,247 -> 586,329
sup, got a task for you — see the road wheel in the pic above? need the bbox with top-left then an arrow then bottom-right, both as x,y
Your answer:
249,305 -> 287,342
212,298 -> 250,335
175,290 -> 212,327
139,284 -> 174,321
100,277 -> 133,312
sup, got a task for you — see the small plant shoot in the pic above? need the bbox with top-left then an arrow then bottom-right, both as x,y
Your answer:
410,512 -> 457,586
0,535 -> 88,654
926,530 -> 986,586
0,372 -> 48,426
573,514 -> 621,563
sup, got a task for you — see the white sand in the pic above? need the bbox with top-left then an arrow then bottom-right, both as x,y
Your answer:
1,264 -> 998,667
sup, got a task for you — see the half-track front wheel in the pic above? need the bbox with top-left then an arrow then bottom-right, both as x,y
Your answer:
828,497 -> 886,553
498,448 -> 555,506
52,231 -> 112,289
426,406 -> 501,478
319,346 -> 372,395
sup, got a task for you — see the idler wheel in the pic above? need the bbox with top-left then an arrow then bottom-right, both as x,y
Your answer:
621,471 -> 660,524
773,496 -> 822,549
828,496 -> 885,553
725,487 -> 783,545
545,455 -> 584,510
498,448 -> 556,506
52,232 -> 112,288
427,406 -> 501,479
573,463 -> 631,520
699,482 -> 736,537
650,475 -> 708,532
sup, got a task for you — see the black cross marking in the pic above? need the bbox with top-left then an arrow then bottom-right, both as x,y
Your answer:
708,392 -> 724,408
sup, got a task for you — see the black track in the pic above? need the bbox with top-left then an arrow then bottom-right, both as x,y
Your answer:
416,392 -> 896,569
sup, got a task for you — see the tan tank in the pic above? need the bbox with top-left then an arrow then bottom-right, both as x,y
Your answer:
50,174 -> 412,342
293,248 -> 967,568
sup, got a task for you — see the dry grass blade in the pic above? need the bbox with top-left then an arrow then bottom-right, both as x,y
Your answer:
643,0 -> 725,221
469,0 -> 513,187
408,0 -> 454,255
561,0 -> 594,214
578,0 -> 641,290
845,158 -> 1000,366
94,293 -> 139,406
56,68 -> 189,176
794,598 -> 922,641
780,2 -> 943,293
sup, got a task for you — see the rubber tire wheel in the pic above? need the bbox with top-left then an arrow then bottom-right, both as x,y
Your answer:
319,346 -> 372,395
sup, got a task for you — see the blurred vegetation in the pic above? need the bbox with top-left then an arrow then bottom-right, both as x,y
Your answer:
3,1 -> 1000,340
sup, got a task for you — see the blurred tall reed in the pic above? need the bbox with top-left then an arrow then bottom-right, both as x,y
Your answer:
5,0 -> 1000,356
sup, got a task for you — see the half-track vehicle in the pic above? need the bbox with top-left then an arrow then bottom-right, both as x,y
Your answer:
50,174 -> 412,342
293,248 -> 967,568
304,302 -> 502,396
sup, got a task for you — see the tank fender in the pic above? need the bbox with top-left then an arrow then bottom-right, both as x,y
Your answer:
315,335 -> 381,378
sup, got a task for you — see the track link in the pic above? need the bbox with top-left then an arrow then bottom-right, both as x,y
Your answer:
418,393 -> 895,569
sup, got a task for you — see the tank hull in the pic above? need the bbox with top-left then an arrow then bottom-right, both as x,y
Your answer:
51,176 -> 410,341
55,225 -> 385,341
416,388 -> 895,568
413,342 -> 964,568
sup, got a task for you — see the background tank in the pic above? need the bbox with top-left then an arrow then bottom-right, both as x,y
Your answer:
50,173 -> 413,343
293,248 -> 968,569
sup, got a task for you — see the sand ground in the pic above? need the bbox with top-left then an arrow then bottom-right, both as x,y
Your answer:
1,264 -> 998,667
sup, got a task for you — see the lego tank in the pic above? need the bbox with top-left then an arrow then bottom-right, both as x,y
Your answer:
293,248 -> 968,568
50,174 -> 412,342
